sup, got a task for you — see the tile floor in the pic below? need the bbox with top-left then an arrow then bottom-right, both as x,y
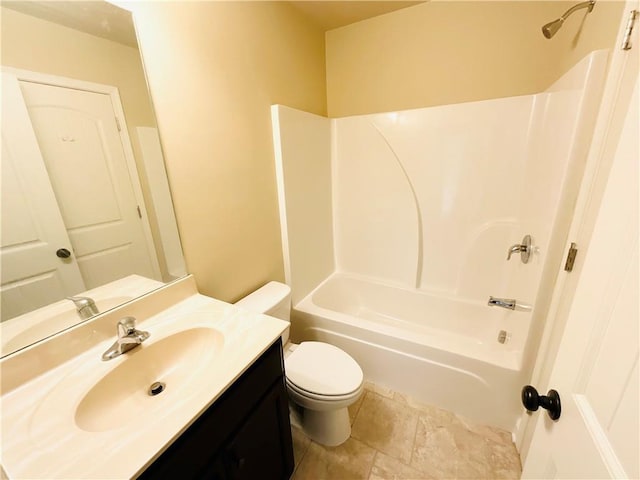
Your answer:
291,383 -> 521,480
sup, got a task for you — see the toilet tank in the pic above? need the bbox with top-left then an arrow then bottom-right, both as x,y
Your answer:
235,282 -> 291,343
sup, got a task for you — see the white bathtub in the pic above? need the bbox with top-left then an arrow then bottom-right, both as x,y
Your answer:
291,273 -> 526,431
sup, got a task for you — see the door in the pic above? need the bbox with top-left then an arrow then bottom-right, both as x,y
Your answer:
18,80 -> 157,288
522,76 -> 639,478
0,73 -> 85,320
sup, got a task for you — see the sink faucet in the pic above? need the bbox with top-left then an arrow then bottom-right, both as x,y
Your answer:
67,296 -> 99,320
102,317 -> 150,361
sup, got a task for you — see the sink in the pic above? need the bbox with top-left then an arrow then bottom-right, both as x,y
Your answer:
1,276 -> 291,480
74,327 -> 223,432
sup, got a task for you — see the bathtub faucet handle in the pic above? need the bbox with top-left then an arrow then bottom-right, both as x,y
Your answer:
506,235 -> 532,263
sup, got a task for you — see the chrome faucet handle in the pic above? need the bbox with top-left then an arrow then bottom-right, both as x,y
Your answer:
507,245 -> 523,260
66,296 -> 94,307
506,234 -> 532,263
117,316 -> 138,337
102,317 -> 149,361
66,296 -> 99,319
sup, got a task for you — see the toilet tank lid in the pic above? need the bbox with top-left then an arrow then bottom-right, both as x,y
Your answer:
235,281 -> 291,314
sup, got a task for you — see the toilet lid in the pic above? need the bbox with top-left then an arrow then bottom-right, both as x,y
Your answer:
285,342 -> 363,396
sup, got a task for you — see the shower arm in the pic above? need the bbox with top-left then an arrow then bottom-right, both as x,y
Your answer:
542,0 -> 595,39
559,0 -> 595,22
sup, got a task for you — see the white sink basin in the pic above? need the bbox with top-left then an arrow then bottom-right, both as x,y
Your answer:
75,327 -> 223,432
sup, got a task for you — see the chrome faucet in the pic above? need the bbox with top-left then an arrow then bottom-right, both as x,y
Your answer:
102,316 -> 150,361
67,296 -> 99,320
507,234 -> 532,263
488,296 -> 517,310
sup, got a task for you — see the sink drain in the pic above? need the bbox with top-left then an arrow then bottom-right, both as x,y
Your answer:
148,381 -> 166,396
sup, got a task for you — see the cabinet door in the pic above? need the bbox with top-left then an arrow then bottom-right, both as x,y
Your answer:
223,381 -> 294,480
196,455 -> 227,480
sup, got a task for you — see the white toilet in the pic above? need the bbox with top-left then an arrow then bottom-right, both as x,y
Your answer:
235,281 -> 363,447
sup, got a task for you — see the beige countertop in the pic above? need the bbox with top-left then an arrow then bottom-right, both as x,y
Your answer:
0,276 -> 288,479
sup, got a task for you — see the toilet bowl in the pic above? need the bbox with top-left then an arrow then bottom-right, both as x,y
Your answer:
235,281 -> 363,446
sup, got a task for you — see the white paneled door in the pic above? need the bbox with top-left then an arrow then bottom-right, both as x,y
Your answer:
1,73 -> 86,320
19,80 -> 157,289
522,76 -> 639,479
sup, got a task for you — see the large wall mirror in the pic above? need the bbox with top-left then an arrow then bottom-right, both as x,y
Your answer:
1,0 -> 186,357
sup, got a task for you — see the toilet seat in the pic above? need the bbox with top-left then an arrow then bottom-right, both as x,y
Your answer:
285,341 -> 363,397
286,379 -> 363,403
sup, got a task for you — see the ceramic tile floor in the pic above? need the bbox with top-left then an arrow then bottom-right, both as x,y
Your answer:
291,382 -> 521,480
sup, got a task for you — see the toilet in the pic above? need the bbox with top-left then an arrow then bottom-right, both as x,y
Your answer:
235,281 -> 363,447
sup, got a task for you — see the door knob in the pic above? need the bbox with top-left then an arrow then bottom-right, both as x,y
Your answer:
56,248 -> 71,259
521,385 -> 561,420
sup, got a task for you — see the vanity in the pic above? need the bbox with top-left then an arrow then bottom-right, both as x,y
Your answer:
140,339 -> 292,479
0,276 -> 294,479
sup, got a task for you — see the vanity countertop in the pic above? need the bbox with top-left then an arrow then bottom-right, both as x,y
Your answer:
0,276 -> 288,479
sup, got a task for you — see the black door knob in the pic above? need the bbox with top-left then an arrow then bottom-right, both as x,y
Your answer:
521,385 -> 561,420
56,248 -> 71,259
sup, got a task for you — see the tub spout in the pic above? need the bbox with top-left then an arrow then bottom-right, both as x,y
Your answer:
488,296 -> 516,310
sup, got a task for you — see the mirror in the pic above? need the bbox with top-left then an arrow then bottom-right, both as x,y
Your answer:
0,0 -> 186,357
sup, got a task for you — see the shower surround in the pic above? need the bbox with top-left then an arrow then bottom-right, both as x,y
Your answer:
271,51 -> 607,430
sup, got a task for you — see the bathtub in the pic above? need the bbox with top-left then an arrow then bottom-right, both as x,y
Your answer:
291,273 -> 526,431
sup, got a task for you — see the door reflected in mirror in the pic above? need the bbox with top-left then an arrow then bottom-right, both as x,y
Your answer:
1,1 -> 186,357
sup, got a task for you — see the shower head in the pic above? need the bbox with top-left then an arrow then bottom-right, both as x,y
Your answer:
542,0 -> 596,39
542,18 -> 565,39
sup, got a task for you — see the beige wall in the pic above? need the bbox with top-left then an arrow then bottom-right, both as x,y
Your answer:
128,0 -> 622,303
130,2 -> 327,302
326,1 -> 624,117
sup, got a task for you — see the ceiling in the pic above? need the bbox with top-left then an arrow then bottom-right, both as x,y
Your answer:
2,1 -> 424,47
2,1 -> 137,47
289,1 -> 424,31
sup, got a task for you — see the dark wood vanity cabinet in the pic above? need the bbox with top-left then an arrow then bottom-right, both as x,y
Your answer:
139,339 -> 294,480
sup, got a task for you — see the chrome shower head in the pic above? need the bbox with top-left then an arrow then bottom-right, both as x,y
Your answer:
542,0 -> 595,39
542,18 -> 565,39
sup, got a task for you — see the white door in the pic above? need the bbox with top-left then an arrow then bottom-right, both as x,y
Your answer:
0,73 -> 86,320
522,75 -> 639,478
19,81 -> 157,289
